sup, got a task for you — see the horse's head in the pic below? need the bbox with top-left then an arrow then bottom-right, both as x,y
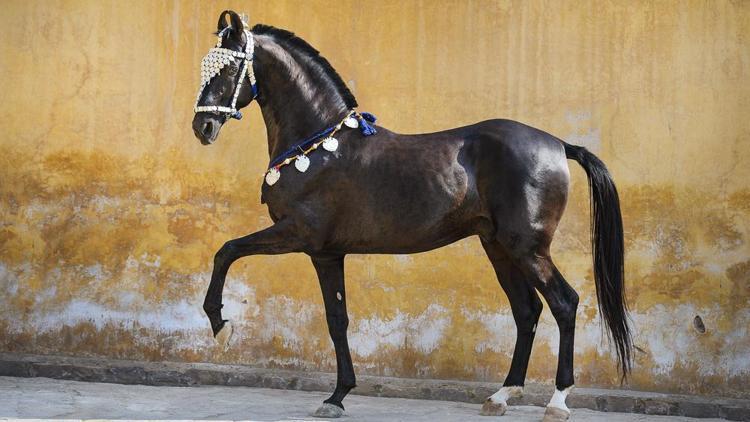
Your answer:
192,10 -> 258,145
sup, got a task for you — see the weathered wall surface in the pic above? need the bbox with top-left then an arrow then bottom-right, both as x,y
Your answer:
1,0 -> 748,399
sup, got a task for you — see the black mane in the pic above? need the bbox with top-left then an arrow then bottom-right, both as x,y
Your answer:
251,24 -> 358,109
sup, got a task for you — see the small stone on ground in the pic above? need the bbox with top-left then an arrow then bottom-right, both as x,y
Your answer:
0,376 -> 732,421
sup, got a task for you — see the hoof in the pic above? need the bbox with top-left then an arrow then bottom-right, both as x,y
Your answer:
542,406 -> 570,422
480,398 -> 507,416
312,403 -> 344,418
214,321 -> 234,350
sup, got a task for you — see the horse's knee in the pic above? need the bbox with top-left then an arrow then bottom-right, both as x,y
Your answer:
214,241 -> 237,264
326,313 -> 349,340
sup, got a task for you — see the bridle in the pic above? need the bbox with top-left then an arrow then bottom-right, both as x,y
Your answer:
193,26 -> 258,120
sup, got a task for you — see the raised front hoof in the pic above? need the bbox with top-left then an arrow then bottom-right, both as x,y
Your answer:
542,406 -> 570,422
214,321 -> 234,350
312,403 -> 344,418
479,399 -> 507,416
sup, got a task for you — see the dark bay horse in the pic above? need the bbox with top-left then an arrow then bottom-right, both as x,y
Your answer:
191,11 -> 632,421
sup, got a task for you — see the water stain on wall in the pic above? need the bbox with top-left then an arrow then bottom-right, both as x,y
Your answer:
1,0 -> 748,399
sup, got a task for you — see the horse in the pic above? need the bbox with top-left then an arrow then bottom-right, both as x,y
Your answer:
191,10 -> 632,422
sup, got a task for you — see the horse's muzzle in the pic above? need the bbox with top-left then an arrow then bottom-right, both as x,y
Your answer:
192,113 -> 224,145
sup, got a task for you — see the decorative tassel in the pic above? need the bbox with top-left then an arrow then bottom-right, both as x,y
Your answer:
361,112 -> 377,123
357,113 -> 377,136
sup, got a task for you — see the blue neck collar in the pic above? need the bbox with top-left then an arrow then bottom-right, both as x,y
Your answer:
267,110 -> 377,170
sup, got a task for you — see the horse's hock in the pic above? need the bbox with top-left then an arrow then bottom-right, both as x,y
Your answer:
1,0 -> 749,421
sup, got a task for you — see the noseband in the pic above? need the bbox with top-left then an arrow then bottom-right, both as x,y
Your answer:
194,27 -> 258,120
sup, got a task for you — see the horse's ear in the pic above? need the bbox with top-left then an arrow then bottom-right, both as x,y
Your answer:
217,10 -> 231,33
217,11 -> 247,42
227,11 -> 246,40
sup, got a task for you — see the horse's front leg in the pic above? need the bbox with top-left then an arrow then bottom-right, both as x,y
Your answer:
203,220 -> 302,345
310,254 -> 355,418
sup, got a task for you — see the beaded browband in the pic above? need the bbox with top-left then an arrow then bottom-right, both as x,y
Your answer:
194,26 -> 258,120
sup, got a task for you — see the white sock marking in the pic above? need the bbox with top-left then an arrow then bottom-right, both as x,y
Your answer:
489,386 -> 523,404
547,386 -> 574,412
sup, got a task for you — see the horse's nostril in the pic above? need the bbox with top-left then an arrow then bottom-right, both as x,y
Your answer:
202,121 -> 213,136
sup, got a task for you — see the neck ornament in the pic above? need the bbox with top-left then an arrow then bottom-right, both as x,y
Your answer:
264,111 -> 377,186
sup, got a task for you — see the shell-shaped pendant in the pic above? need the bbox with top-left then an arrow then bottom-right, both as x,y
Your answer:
344,116 -> 359,129
294,154 -> 310,172
322,136 -> 339,152
265,168 -> 280,186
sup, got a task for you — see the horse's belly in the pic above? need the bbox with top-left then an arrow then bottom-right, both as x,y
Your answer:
324,167 -> 482,253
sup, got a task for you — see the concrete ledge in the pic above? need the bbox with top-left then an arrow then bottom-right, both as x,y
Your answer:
1,352 -> 747,421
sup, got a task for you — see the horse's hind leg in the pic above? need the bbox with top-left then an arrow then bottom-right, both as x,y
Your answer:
480,240 -> 543,417
310,254 -> 355,418
515,253 -> 579,422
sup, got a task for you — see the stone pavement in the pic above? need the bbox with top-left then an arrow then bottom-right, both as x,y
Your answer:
0,376 -> 733,422
4,353 -> 749,420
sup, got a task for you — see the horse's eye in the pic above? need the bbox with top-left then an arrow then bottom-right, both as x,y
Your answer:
227,65 -> 238,76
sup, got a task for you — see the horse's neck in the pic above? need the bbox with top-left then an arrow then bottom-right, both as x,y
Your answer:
254,36 -> 350,161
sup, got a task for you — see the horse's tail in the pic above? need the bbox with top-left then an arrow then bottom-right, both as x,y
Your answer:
563,141 -> 632,379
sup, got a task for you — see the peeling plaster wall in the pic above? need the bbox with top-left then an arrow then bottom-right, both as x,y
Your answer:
1,0 -> 748,399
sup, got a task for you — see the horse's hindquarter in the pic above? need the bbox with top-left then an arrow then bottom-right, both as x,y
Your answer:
472,119 -> 571,254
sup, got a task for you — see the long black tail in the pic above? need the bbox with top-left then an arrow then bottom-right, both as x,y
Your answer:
564,142 -> 632,379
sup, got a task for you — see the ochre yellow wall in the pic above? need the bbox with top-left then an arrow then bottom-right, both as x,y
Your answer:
1,0 -> 748,399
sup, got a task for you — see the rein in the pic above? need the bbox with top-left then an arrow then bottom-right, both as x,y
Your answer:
194,26 -> 258,120
264,111 -> 377,186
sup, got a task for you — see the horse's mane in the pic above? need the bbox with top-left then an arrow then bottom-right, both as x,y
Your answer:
252,24 -> 358,109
